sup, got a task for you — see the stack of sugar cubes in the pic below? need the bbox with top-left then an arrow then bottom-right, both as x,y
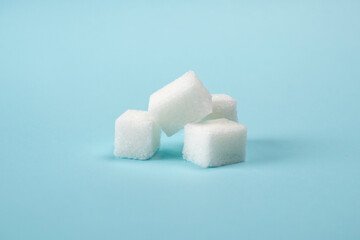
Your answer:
114,71 -> 247,168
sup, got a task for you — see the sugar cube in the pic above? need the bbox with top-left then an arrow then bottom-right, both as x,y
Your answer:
183,118 -> 247,167
148,70 -> 212,136
114,110 -> 161,159
203,94 -> 238,122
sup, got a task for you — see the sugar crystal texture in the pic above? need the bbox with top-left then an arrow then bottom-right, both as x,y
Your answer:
203,94 -> 238,122
183,118 -> 247,167
148,70 -> 212,136
114,110 -> 161,160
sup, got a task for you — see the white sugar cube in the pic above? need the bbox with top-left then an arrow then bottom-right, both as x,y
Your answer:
148,70 -> 212,136
114,110 -> 161,160
183,118 -> 247,167
203,94 -> 238,122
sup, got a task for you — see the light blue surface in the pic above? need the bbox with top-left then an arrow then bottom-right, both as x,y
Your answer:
1,1 -> 360,239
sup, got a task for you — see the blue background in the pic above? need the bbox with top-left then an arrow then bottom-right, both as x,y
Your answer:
1,0 -> 359,239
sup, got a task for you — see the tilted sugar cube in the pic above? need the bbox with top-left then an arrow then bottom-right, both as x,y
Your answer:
203,94 -> 238,122
183,118 -> 247,167
114,110 -> 161,160
148,70 -> 212,137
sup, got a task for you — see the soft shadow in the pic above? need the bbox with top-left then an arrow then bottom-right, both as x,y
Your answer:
99,142 -> 184,161
102,153 -> 117,161
99,138 -> 312,167
101,152 -> 135,162
152,142 -> 184,160
246,138 -> 310,165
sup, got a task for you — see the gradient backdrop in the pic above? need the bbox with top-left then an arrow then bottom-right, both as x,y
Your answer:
1,1 -> 359,239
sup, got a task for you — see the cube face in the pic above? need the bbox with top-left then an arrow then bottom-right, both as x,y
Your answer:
207,127 -> 246,167
148,71 -> 212,136
182,126 -> 211,168
203,94 -> 238,122
114,110 -> 161,160
183,119 -> 247,168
